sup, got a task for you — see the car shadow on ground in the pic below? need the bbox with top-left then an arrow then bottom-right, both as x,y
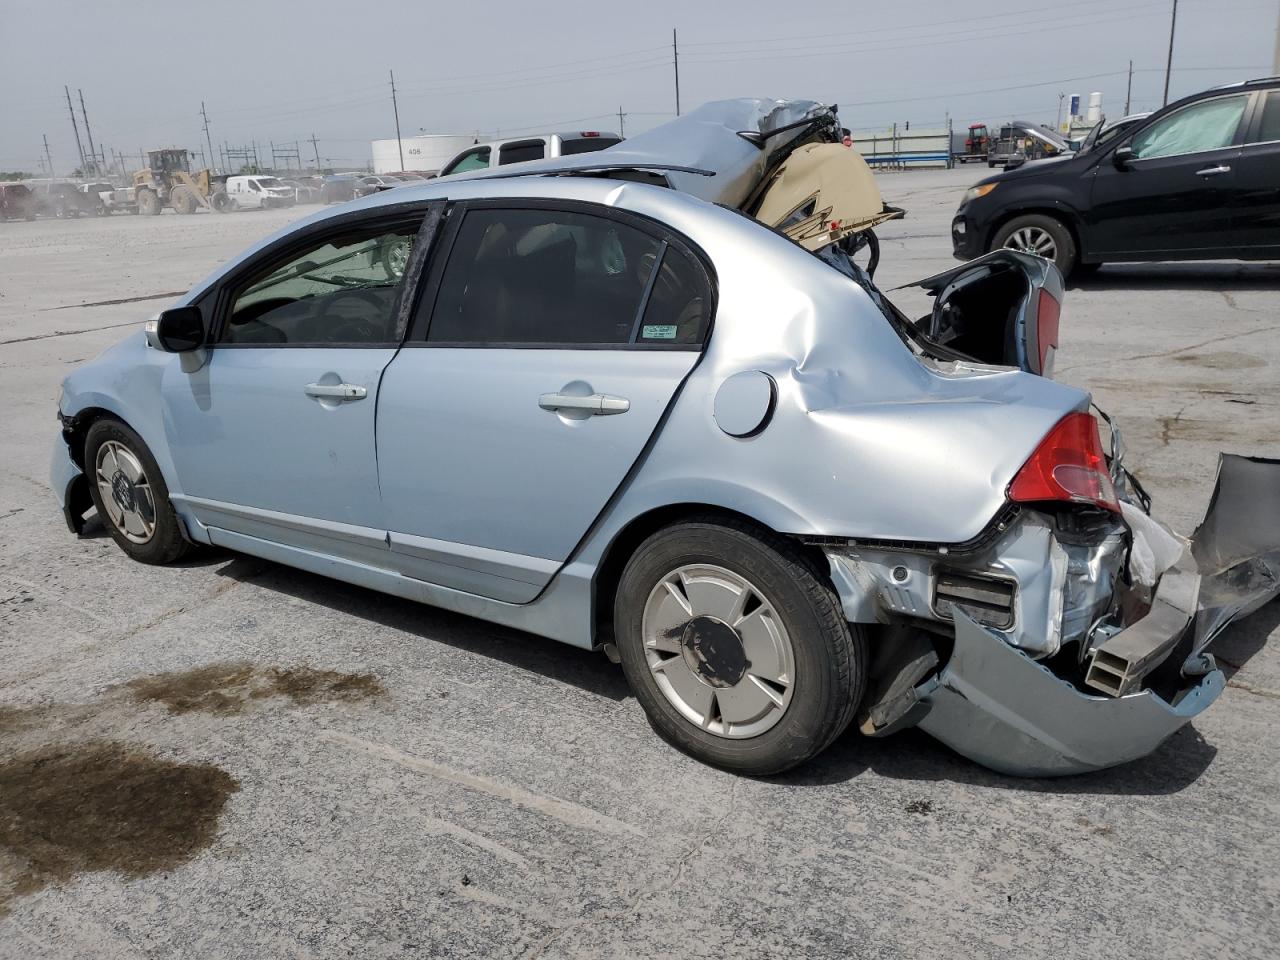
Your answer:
212,550 -> 1275,797
1067,261 -> 1280,292
213,554 -> 631,702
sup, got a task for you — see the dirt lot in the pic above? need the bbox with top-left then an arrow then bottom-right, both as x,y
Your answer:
2,172 -> 1279,959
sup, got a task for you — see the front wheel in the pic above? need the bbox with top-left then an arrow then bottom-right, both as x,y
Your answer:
614,519 -> 865,775
85,419 -> 192,564
992,213 -> 1077,278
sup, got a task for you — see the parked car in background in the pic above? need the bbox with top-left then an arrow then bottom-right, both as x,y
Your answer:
226,175 -> 296,210
359,174 -> 411,191
1079,112 -> 1152,154
52,99 -> 1277,779
321,174 -> 378,204
0,182 -> 37,220
34,181 -> 101,218
281,177 -> 324,204
953,77 -> 1280,277
438,130 -> 622,177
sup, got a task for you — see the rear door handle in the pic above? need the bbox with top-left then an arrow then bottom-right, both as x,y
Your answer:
539,392 -> 630,415
1195,165 -> 1231,177
305,382 -> 367,401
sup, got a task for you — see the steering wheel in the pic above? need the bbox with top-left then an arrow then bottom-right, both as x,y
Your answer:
317,289 -> 392,342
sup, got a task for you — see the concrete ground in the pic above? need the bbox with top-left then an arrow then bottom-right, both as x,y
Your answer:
2,169 -> 1278,959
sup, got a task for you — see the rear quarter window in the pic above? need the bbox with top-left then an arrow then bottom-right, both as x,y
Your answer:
558,137 -> 622,156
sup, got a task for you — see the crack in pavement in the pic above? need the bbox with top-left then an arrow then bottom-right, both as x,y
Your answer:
521,780 -> 739,959
1057,322 -> 1280,374
0,319 -> 142,347
48,291 -> 188,311
0,564 -> 267,690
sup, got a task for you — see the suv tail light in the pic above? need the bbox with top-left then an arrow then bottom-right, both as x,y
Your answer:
1035,288 -> 1060,375
1008,412 -> 1119,513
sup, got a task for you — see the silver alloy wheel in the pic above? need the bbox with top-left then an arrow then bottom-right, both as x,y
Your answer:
1004,226 -> 1057,260
385,237 -> 412,278
94,440 -> 157,544
641,563 -> 796,739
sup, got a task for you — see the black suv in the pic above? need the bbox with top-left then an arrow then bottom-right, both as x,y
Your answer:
952,77 -> 1280,277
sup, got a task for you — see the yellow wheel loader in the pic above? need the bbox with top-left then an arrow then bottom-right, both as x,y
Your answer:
132,149 -> 232,215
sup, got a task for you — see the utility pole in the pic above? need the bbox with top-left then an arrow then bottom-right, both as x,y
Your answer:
43,134 -> 54,179
310,133 -> 322,172
1056,93 -> 1065,131
672,29 -> 681,116
1273,1 -> 1279,74
64,86 -> 87,173
78,89 -> 99,176
390,69 -> 405,171
1125,60 -> 1133,115
618,106 -> 625,138
200,102 -> 216,173
1162,0 -> 1179,107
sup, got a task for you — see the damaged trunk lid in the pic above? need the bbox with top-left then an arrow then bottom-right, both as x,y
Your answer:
904,249 -> 1064,377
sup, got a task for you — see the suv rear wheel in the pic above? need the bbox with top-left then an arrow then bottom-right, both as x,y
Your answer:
614,519 -> 865,775
993,214 -> 1077,277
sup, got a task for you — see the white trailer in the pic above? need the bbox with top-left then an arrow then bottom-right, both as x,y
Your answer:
372,135 -> 477,175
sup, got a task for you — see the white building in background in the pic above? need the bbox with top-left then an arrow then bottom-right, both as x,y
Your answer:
371,135 -> 477,174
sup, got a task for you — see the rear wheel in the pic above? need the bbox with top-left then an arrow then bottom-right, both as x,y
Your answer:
614,519 -> 865,775
993,213 -> 1077,278
85,419 -> 191,565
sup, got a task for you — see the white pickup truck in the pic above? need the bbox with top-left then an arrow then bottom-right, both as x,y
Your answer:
79,182 -> 137,215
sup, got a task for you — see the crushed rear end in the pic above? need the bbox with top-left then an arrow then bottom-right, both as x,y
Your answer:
823,251 -> 1280,776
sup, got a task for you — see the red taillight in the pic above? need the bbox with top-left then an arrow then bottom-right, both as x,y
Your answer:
580,131 -> 600,137
1008,412 -> 1119,513
1036,288 -> 1060,375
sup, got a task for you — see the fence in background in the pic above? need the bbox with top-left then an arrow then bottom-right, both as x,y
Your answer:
849,121 -> 954,169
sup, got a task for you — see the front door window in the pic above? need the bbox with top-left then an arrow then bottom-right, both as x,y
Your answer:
1130,95 -> 1248,160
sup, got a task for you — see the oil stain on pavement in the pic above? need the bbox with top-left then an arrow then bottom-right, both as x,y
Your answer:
0,661 -> 386,912
0,741 -> 238,912
126,661 -> 386,713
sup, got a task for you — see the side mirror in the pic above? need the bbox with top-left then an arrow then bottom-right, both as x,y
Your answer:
1112,145 -> 1135,169
148,305 -> 206,352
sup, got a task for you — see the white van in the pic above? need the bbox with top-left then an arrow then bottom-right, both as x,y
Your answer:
226,175 -> 296,210
438,131 -> 622,177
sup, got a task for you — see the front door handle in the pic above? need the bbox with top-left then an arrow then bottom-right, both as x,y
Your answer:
1195,164 -> 1231,177
539,392 -> 630,416
305,382 -> 367,401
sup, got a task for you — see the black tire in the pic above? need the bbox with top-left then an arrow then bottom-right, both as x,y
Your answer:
614,519 -> 866,776
987,160 -> 996,168
991,213 -> 1077,278
210,190 -> 232,213
84,418 -> 192,565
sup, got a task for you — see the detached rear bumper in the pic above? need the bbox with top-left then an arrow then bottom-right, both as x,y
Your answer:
914,609 -> 1224,777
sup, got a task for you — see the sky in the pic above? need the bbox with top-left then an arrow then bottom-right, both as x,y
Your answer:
1,0 -> 1276,175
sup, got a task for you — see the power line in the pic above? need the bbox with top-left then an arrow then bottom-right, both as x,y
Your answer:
673,28 -> 681,116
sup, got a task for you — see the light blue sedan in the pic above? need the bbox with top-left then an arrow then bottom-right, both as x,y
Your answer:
53,101 -> 1270,776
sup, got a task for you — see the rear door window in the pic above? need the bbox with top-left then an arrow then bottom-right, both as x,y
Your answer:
1130,95 -> 1248,159
1248,91 -> 1280,144
421,206 -> 710,347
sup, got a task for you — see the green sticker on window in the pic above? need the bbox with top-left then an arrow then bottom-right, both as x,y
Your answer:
643,324 -> 678,340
